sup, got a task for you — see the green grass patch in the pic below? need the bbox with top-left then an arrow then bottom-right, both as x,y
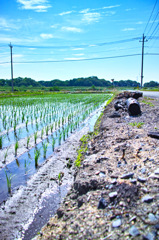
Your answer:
75,93 -> 115,167
142,99 -> 154,107
75,133 -> 93,167
129,122 -> 144,128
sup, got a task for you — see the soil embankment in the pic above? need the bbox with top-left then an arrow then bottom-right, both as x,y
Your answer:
35,93 -> 159,240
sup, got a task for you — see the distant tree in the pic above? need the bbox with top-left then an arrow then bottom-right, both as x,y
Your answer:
144,81 -> 159,87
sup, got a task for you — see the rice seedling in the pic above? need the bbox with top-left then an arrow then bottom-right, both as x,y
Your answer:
27,136 -> 30,149
45,126 -> 49,136
4,170 -> 14,194
0,136 -> 2,149
34,131 -> 38,144
3,148 -> 9,164
50,124 -> 53,132
43,142 -> 48,159
58,172 -> 64,185
59,132 -> 62,145
52,137 -> 55,151
41,128 -> 44,139
34,148 -> 41,168
15,140 -> 19,157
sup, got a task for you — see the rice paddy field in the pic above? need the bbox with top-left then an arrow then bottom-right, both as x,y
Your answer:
0,93 -> 111,205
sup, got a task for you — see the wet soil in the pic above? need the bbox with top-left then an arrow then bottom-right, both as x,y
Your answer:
34,95 -> 159,240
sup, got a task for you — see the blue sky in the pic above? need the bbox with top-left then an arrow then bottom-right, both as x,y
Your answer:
0,0 -> 159,84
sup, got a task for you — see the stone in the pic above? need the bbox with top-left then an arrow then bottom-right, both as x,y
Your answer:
56,208 -> 64,218
97,198 -> 108,209
112,219 -> 122,228
137,176 -> 147,183
99,172 -> 106,178
154,168 -> 159,175
148,213 -> 157,223
143,232 -> 155,240
141,167 -> 146,174
121,172 -> 134,179
154,224 -> 159,230
129,225 -> 140,237
77,196 -> 85,208
142,195 -> 154,203
130,179 -> 137,184
109,191 -> 117,199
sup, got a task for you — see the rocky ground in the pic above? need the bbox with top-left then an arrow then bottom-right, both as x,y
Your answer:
35,93 -> 159,240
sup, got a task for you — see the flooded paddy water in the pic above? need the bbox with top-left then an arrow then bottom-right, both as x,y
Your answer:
0,93 -> 111,240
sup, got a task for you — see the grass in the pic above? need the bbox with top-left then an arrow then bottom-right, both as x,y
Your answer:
75,93 -> 115,167
129,122 -> 144,128
142,99 -> 154,107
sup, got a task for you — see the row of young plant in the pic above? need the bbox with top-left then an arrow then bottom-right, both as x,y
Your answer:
0,94 -> 110,151
0,94 -> 111,200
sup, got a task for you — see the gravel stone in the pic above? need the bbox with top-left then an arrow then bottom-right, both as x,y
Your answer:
154,168 -> 159,175
137,176 -> 147,183
121,172 -> 134,179
142,195 -> 154,203
97,198 -> 107,209
129,225 -> 140,236
112,219 -> 122,228
109,191 -> 118,199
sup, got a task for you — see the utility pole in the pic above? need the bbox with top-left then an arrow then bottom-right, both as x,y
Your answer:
9,42 -> 14,92
140,34 -> 148,88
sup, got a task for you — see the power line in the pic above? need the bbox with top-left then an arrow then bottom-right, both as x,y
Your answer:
148,23 -> 159,40
6,37 -> 140,49
0,53 -> 158,65
144,0 -> 158,34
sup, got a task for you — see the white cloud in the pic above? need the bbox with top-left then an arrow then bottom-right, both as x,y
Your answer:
40,33 -> 54,39
73,53 -> 84,56
51,24 -> 59,28
61,27 -> 82,33
122,28 -> 135,31
64,57 -> 85,61
72,48 -> 85,51
82,12 -> 101,23
17,0 -> 51,12
0,17 -> 19,30
59,10 -> 74,16
136,21 -> 143,25
79,8 -> 90,14
103,5 -> 120,9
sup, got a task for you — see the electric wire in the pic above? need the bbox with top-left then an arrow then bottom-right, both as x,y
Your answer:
144,0 -> 158,34
1,37 -> 140,49
0,53 -> 158,65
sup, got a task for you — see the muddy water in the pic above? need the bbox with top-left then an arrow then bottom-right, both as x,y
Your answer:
0,103 -> 107,240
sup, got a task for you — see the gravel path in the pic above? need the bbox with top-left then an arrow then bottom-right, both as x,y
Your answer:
35,94 -> 159,240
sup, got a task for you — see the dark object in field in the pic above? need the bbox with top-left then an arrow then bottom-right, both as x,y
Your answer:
148,132 -> 159,139
109,112 -> 121,118
114,100 -> 126,111
117,91 -> 143,99
126,98 -> 141,116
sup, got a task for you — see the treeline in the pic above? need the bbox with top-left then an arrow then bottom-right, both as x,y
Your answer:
0,76 -> 158,88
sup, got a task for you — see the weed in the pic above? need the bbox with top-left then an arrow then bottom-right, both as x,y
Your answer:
129,122 -> 144,128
